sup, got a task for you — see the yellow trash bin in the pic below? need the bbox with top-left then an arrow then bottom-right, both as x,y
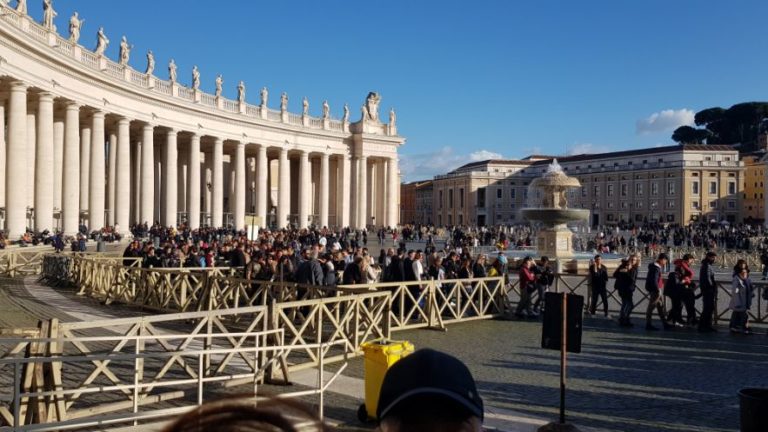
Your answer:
358,339 -> 415,422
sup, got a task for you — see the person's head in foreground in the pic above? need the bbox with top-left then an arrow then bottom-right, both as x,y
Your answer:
377,348 -> 484,432
162,396 -> 325,432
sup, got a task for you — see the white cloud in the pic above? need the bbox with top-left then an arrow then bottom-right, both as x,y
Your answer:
399,147 -> 504,182
566,142 -> 609,155
636,108 -> 695,135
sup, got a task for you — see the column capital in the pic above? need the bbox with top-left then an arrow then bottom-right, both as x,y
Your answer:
117,116 -> 130,126
8,80 -> 28,92
37,91 -> 54,101
166,128 -> 178,135
142,123 -> 154,131
64,100 -> 81,110
236,140 -> 245,147
91,109 -> 106,118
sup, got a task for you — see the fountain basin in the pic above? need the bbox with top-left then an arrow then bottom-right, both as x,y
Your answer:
519,208 -> 590,226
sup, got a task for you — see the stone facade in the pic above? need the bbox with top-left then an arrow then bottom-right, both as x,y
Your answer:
399,180 -> 433,225
0,7 -> 404,237
742,155 -> 765,223
432,145 -> 745,227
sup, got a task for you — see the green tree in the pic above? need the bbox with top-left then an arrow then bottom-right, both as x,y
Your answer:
672,125 -> 711,144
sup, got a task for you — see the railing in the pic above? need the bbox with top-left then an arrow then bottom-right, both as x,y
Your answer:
544,273 -> 768,324
245,105 -> 260,116
54,38 -> 73,56
222,99 -> 238,112
288,113 -> 302,125
79,50 -> 99,69
200,94 -> 216,107
309,118 -> 323,128
176,86 -> 194,101
0,250 -> 54,278
105,61 -> 124,79
0,305 -> 351,430
267,109 -> 282,121
129,69 -> 148,87
27,22 -> 48,43
328,119 -> 344,131
154,80 -> 172,96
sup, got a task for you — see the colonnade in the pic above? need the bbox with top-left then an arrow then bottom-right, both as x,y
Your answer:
0,83 -> 400,238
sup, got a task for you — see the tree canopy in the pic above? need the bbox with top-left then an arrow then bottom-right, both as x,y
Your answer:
672,102 -> 768,151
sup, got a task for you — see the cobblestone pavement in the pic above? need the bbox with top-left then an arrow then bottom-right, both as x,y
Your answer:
377,317 -> 768,432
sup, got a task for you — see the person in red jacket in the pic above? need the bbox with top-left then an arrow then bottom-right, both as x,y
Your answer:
674,254 -> 698,325
515,256 -> 536,318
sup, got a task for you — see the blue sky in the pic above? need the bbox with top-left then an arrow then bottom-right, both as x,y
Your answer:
28,1 -> 768,181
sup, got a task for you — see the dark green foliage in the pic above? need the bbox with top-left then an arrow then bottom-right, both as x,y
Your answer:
672,102 -> 768,151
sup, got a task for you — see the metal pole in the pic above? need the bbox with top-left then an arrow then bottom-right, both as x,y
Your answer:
560,292 -> 567,424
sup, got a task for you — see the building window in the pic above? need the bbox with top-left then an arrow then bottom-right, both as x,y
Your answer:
728,181 -> 736,195
458,215 -> 463,225
594,185 -> 600,196
621,202 -> 628,209
728,201 -> 736,209
607,185 -> 613,196
636,202 -> 643,209
651,183 -> 659,195
439,190 -> 443,209
448,215 -> 452,225
635,184 -> 643,195
692,201 -> 699,210
710,200 -> 718,209
621,184 -> 628,197
667,182 -> 675,195
667,200 -> 675,209
607,202 -> 614,209
496,188 -> 502,199
477,188 -> 485,208
581,187 -> 586,197
510,188 -> 516,200
709,181 -> 717,195
449,189 -> 454,209
459,188 -> 464,208
692,181 -> 699,195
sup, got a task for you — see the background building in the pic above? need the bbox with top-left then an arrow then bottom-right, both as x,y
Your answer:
433,145 -> 744,227
743,155 -> 765,223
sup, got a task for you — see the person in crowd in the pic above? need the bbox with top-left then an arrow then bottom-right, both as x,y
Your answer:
361,256 -> 380,284
675,254 -> 698,326
515,256 -> 536,318
342,256 -> 364,285
645,253 -> 672,331
473,255 -> 488,278
615,255 -> 639,327
698,251 -> 718,333
532,256 -> 554,315
295,249 -> 324,286
412,250 -> 425,282
403,250 -> 416,281
588,255 -> 609,317
729,260 -> 754,334
428,256 -> 446,294
377,349 -> 484,432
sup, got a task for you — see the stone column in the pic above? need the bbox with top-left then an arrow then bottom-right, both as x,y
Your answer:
0,100 -> 5,212
26,110 -> 36,211
107,128 -> 117,226
212,138 -> 223,227
187,133 -> 201,229
358,155 -> 368,228
6,82 -> 28,238
89,110 -> 106,231
387,157 -> 399,227
298,150 -> 310,228
256,145 -> 268,225
132,140 -> 141,224
34,93 -> 54,232
277,147 -> 290,228
62,101 -> 80,235
340,155 -> 351,228
233,141 -> 246,230
164,129 -> 178,227
140,124 -> 154,224
53,116 -> 64,215
319,153 -> 330,228
79,123 -> 91,215
115,118 -> 130,231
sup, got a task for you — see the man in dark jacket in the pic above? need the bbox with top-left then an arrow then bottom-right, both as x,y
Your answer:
589,255 -> 609,317
295,250 -> 324,286
403,250 -> 416,281
645,253 -> 672,331
698,251 -> 718,332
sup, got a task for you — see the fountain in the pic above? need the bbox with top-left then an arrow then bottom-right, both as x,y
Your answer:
518,160 -> 595,272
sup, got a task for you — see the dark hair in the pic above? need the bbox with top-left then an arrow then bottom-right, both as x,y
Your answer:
540,256 -> 549,263
380,394 -> 476,431
682,254 -> 692,261
162,396 -> 324,432
657,253 -> 669,262
593,254 -> 602,260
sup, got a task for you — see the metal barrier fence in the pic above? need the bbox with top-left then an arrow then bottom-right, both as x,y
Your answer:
0,303 -> 355,429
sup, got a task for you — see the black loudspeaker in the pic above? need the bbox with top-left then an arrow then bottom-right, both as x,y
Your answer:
541,292 -> 584,353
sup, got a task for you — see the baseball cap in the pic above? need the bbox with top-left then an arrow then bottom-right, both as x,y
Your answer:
376,349 -> 484,421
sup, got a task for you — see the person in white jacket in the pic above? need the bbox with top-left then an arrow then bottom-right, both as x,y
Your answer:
412,250 -> 425,281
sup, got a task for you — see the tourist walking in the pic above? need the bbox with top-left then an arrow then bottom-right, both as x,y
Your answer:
515,256 -> 536,318
588,255 -> 609,317
645,253 -> 672,331
698,251 -> 718,333
729,260 -> 754,334
615,255 -> 638,327
532,256 -> 554,315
